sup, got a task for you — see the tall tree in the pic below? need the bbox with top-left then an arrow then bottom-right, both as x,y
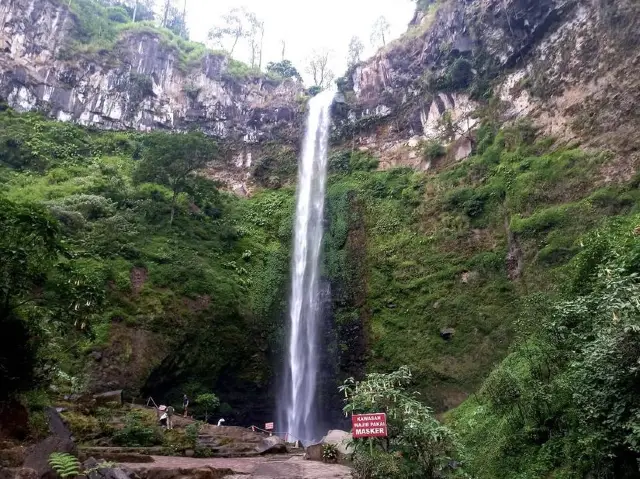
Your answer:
208,7 -> 251,56
347,36 -> 365,68
160,0 -> 173,27
245,11 -> 264,69
305,49 -> 334,88
370,16 -> 391,47
134,131 -> 218,225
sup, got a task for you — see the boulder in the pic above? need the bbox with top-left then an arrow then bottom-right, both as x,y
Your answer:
23,408 -> 76,479
23,436 -> 75,479
84,458 -> 133,479
440,328 -> 455,340
304,430 -> 354,462
255,435 -> 287,455
303,443 -> 323,461
0,446 -> 26,467
0,468 -> 39,479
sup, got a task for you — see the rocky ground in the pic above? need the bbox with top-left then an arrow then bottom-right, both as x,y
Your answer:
121,456 -> 352,479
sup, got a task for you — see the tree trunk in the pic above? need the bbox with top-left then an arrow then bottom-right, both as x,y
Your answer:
230,35 -> 239,56
132,0 -> 138,22
162,0 -> 170,27
182,0 -> 187,36
258,24 -> 264,70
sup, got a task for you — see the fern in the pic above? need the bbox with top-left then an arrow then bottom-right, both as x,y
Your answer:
48,452 -> 81,478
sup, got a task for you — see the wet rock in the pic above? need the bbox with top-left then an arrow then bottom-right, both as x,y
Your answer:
255,436 -> 287,455
90,351 -> 103,362
23,408 -> 75,479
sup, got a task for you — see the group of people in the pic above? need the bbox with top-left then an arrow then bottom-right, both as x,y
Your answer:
157,394 -> 190,429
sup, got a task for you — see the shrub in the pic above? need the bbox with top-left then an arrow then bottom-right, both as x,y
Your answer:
185,422 -> 203,448
340,367 -> 458,478
322,443 -> 339,463
112,411 -> 163,447
421,141 -> 445,162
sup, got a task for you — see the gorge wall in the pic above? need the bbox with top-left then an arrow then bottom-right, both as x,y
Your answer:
2,0 -> 640,423
337,0 -> 640,177
0,0 -> 304,193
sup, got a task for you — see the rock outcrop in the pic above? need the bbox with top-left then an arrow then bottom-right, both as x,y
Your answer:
0,0 -> 302,140
338,0 -> 640,174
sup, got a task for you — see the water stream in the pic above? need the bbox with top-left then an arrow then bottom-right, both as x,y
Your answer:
280,88 -> 335,445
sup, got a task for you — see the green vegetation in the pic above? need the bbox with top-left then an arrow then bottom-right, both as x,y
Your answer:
112,410 -> 163,447
194,393 -> 220,422
3,78 -> 640,475
451,215 -> 640,478
48,453 -> 81,478
341,367 -> 459,478
56,0 -> 265,77
0,108 -> 293,422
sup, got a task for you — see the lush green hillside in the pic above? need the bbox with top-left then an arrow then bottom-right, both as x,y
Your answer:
3,102 -> 640,475
0,108 -> 294,423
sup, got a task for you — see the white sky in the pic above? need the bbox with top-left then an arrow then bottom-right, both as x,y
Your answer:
183,0 -> 416,84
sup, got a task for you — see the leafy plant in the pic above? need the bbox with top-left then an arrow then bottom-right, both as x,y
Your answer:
340,367 -> 459,478
185,422 -> 203,448
195,393 -> 220,422
322,443 -> 339,463
112,411 -> 163,447
48,453 -> 81,478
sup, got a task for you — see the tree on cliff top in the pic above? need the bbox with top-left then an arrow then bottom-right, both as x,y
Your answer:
305,49 -> 335,88
134,131 -> 218,225
208,7 -> 262,59
347,36 -> 365,68
370,16 -> 390,48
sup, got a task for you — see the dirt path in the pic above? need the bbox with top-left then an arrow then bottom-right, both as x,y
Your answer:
120,455 -> 352,479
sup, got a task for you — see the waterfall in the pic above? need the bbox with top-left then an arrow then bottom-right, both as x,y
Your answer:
280,88 -> 335,445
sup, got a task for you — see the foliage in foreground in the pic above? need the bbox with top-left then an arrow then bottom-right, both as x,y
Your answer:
340,367 -> 461,478
451,215 -> 640,478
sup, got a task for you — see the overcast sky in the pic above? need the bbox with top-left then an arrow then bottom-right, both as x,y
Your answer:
183,0 -> 416,84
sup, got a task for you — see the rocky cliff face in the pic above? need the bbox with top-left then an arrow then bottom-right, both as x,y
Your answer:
338,0 -> 640,176
0,0 -> 304,192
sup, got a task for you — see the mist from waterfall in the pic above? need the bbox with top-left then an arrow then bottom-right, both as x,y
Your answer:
279,88 -> 335,445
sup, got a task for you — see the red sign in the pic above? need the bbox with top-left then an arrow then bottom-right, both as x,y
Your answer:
352,413 -> 388,438
265,422 -> 274,430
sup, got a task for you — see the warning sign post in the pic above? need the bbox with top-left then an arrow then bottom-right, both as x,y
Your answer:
351,413 -> 388,438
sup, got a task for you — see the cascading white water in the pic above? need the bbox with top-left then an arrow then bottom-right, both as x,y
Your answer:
281,88 -> 335,445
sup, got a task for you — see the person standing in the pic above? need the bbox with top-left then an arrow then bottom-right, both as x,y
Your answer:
166,405 -> 175,430
183,394 -> 189,417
